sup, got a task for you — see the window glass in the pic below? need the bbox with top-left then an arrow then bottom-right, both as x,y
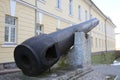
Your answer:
5,27 -> 9,42
5,15 -> 16,43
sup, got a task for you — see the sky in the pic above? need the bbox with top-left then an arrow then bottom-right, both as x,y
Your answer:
92,0 -> 120,33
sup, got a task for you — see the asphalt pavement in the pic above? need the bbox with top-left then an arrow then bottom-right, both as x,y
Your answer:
92,65 -> 120,80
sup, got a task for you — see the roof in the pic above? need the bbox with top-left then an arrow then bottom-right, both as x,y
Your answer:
84,0 -> 116,28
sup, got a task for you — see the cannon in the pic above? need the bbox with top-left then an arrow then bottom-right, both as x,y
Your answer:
14,18 -> 99,76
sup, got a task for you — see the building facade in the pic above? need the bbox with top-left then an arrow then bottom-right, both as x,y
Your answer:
115,33 -> 120,50
0,0 -> 116,65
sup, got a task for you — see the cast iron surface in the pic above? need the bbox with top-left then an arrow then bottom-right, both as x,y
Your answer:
14,18 -> 99,76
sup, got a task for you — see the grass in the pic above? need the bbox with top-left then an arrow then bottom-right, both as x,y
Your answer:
106,75 -> 116,80
116,58 -> 120,62
92,53 -> 115,64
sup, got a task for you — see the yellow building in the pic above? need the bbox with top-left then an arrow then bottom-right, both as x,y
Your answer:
0,0 -> 116,68
115,33 -> 120,50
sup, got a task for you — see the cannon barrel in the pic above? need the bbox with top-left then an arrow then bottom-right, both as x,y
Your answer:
14,18 -> 99,76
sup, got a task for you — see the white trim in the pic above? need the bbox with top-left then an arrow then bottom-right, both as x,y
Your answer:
9,27 -> 11,42
10,0 -> 16,16
4,16 -> 17,43
15,0 -> 36,9
38,9 -> 75,25
57,19 -> 61,29
39,12 -> 43,24
38,0 -> 46,4
15,0 -> 115,28
15,0 -> 75,24
39,8 -> 75,24
55,7 -> 62,12
56,0 -> 62,9
2,44 -> 17,48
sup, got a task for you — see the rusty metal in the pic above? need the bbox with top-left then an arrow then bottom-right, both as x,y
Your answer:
14,18 -> 99,76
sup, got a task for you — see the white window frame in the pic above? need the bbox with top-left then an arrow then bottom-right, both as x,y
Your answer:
90,14 -> 92,19
36,23 -> 43,36
69,0 -> 73,15
56,0 -> 62,9
4,16 -> 16,44
78,5 -> 81,20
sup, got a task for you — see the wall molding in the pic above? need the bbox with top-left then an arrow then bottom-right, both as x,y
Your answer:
10,0 -> 16,16
15,0 -> 75,25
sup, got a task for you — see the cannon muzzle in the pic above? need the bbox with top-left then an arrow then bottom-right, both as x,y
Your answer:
14,18 -> 99,76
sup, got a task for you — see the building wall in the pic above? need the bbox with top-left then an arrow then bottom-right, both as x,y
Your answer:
0,0 -> 14,63
90,7 -> 105,52
0,0 -> 35,63
115,34 -> 120,50
16,2 -> 35,44
0,0 -> 116,64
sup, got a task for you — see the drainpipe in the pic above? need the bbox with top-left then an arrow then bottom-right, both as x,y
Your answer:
105,18 -> 108,53
89,3 -> 93,20
35,0 -> 37,36
89,2 -> 93,49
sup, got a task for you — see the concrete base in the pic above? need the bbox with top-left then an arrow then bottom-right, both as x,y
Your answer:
67,32 -> 91,68
0,66 -> 93,80
0,64 -> 4,70
0,62 -> 17,70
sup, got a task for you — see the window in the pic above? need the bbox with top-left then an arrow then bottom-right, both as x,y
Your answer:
78,5 -> 81,20
99,39 -> 101,48
85,10 -> 88,21
95,38 -> 97,48
91,36 -> 93,48
90,14 -> 92,19
69,0 -> 73,15
36,23 -> 43,36
5,15 -> 16,44
36,12 -> 44,35
56,0 -> 62,9
99,23 -> 101,31
103,40 -> 105,49
102,22 -> 104,31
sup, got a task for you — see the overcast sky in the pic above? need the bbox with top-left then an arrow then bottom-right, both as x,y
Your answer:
92,0 -> 120,33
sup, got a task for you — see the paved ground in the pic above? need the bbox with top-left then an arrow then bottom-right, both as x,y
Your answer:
78,64 -> 120,80
0,67 -> 107,80
92,65 -> 120,80
0,65 -> 120,80
77,70 -> 106,80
